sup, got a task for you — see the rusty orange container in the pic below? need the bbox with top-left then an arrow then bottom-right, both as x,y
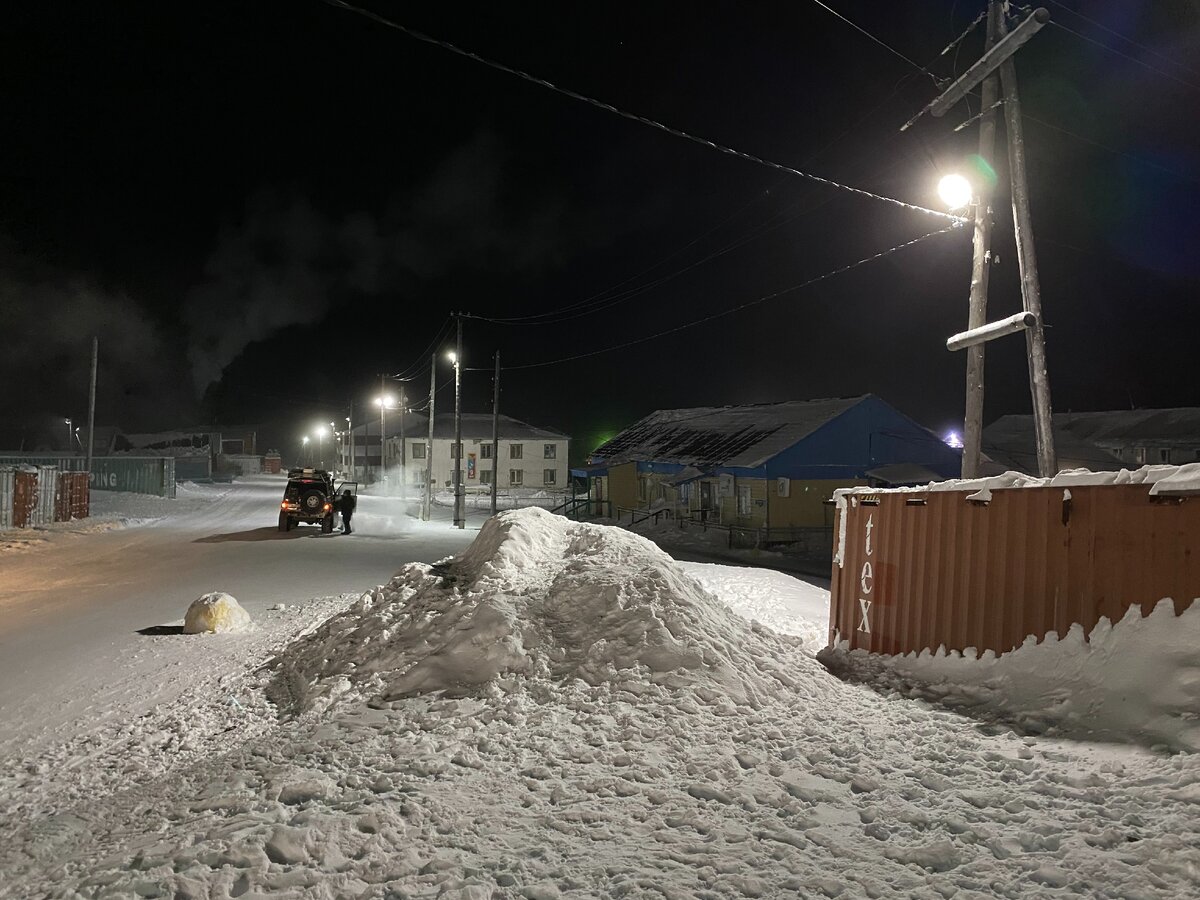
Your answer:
12,470 -> 37,528
54,471 -> 90,521
829,483 -> 1200,657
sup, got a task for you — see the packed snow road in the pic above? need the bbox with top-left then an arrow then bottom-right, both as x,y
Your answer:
0,477 -> 477,750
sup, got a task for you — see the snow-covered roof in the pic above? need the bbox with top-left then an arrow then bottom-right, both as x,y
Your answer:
431,414 -> 568,442
592,397 -> 865,468
983,417 -> 1123,474
987,408 -> 1200,457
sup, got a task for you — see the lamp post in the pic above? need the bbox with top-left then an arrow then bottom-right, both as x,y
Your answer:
64,418 -> 73,452
314,425 -> 327,469
346,416 -> 353,478
302,435 -> 310,466
450,343 -> 464,530
375,392 -> 396,485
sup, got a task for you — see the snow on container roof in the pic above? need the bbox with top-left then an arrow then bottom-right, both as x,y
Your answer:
592,396 -> 865,468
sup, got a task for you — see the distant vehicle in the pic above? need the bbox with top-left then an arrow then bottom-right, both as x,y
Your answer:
278,468 -> 356,533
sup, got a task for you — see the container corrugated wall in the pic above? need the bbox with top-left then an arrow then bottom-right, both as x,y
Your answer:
0,467 -> 13,530
55,471 -> 90,521
32,466 -> 58,526
829,484 -> 1200,657
12,470 -> 37,528
0,455 -> 176,498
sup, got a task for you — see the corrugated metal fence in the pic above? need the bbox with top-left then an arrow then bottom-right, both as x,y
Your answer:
0,455 -> 175,498
830,483 -> 1200,657
0,468 -> 13,530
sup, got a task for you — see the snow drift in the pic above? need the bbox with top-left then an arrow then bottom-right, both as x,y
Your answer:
268,508 -> 808,712
821,598 -> 1200,752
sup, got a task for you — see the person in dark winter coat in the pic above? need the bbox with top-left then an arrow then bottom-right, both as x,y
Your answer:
338,489 -> 357,534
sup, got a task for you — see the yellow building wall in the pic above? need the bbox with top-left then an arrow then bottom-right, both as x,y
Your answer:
767,479 -> 867,527
608,462 -> 639,511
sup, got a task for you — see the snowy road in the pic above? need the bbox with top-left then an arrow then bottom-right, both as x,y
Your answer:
0,477 -> 477,747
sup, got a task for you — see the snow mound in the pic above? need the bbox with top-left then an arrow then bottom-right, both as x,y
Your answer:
183,592 -> 253,634
820,598 -> 1200,752
269,508 -> 809,711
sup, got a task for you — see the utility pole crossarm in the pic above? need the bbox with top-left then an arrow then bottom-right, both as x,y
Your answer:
930,8 -> 1050,118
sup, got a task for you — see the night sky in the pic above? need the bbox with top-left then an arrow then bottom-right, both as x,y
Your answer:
3,1 -> 1199,461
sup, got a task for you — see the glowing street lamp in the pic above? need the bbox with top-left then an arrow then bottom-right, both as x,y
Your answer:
937,173 -> 974,211
301,435 -> 310,466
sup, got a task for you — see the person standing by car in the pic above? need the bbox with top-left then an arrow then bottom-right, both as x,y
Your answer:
338,488 -> 357,534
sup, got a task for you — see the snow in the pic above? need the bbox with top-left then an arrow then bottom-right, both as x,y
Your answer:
183,591 -> 254,634
3,507 -> 1200,897
821,597 -> 1200,752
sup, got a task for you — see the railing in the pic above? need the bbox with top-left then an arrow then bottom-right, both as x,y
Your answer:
551,497 -> 612,519
615,505 -> 673,527
676,517 -> 833,556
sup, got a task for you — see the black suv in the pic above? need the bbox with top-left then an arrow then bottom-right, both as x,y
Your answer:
279,468 -> 345,533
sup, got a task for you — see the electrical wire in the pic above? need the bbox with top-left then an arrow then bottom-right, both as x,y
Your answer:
317,0 -> 963,224
1043,0 -> 1200,80
1022,113 -> 1200,187
1049,20 -> 1200,94
389,316 -> 454,380
806,0 -> 943,86
464,224 -> 962,371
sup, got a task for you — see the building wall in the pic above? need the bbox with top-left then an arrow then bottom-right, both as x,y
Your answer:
390,436 -> 570,491
608,462 -> 638,510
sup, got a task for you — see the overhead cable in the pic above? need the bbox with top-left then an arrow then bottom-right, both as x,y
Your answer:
389,315 -> 453,380
317,0 -> 964,223
807,0 -> 945,86
1049,20 -> 1200,94
1044,0 -> 1200,80
464,225 -> 962,371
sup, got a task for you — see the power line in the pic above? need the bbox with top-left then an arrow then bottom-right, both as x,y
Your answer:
389,316 -> 453,380
806,0 -> 942,86
465,224 -> 962,371
1043,0 -> 1200,80
317,0 -> 963,224
1049,20 -> 1200,94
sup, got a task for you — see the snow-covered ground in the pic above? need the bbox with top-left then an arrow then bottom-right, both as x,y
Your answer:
2,507 -> 1198,898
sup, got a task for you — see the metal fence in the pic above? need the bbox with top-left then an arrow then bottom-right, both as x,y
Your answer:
0,468 -> 12,530
830,482 -> 1200,657
0,455 -> 176,497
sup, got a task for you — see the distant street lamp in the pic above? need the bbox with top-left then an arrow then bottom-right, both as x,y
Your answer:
314,425 -> 327,469
301,435 -> 310,466
64,417 -> 72,452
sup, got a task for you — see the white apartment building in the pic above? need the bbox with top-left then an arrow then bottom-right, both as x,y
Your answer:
374,413 -> 569,491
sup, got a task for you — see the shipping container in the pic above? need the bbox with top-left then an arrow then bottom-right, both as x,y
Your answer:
55,471 -> 90,521
0,455 -> 176,498
263,452 -> 282,475
829,480 -> 1200,657
31,465 -> 58,526
12,469 -> 37,528
174,456 -> 212,483
0,467 -> 13,530
225,454 -> 262,475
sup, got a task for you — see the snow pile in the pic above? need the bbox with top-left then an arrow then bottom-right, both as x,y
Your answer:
183,591 -> 253,634
821,598 -> 1200,752
269,507 -> 807,711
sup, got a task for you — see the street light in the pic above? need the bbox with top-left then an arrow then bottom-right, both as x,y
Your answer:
301,435 -> 310,466
64,417 -> 72,451
314,425 -> 327,469
937,173 -> 974,210
376,393 -> 396,482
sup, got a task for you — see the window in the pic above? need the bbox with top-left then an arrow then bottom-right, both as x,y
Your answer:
1159,448 -> 1171,464
1134,447 -> 1146,465
480,470 -> 493,484
450,442 -> 462,459
544,469 -> 556,485
737,485 -> 752,516
411,442 -> 426,460
510,443 -> 523,459
544,444 -> 556,459
510,469 -> 523,486
638,477 -> 648,502
480,444 -> 493,459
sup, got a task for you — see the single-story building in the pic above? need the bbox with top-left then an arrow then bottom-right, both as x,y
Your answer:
983,407 -> 1200,474
581,395 -> 962,529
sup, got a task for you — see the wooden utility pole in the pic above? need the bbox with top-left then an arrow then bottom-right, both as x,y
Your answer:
452,315 -> 464,529
961,1 -> 1002,478
86,337 -> 98,473
490,351 -> 500,517
379,373 -> 387,484
348,400 -> 355,479
999,13 -> 1057,476
399,389 -> 407,500
424,353 -> 436,521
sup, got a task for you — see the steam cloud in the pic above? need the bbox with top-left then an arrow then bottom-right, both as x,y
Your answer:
184,132 -> 565,394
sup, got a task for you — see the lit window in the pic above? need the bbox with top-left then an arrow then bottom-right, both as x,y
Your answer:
544,444 -> 556,459
1134,447 -> 1146,464
737,485 -> 752,516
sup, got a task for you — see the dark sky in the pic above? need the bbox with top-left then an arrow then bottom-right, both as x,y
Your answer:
3,1 -> 1199,460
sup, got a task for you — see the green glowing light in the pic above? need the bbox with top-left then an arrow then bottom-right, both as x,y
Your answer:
968,153 -> 998,189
